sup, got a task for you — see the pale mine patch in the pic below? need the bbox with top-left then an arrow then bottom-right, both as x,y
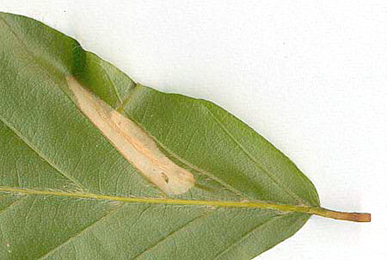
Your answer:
67,77 -> 195,195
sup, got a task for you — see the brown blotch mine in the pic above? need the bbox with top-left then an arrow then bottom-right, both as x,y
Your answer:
67,77 -> 195,195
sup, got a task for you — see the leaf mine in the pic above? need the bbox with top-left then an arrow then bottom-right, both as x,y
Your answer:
67,77 -> 195,195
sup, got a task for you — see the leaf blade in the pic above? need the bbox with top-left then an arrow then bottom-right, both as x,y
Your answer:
0,12 -> 368,260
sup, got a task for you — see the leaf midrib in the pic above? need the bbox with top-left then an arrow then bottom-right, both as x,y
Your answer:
0,186 -> 316,216
0,186 -> 305,259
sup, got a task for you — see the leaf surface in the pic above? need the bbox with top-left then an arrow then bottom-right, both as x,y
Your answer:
0,12 -> 365,260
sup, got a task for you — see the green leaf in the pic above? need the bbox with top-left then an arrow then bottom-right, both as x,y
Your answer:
0,12 -> 370,260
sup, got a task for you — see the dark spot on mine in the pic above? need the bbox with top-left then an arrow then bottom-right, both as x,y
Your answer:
161,172 -> 169,183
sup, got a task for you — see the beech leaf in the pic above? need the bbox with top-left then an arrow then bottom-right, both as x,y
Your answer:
0,12 -> 370,260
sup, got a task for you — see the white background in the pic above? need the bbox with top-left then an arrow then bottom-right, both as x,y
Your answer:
1,1 -> 386,259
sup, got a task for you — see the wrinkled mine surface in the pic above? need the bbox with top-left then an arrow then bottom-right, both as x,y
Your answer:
67,77 -> 194,195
